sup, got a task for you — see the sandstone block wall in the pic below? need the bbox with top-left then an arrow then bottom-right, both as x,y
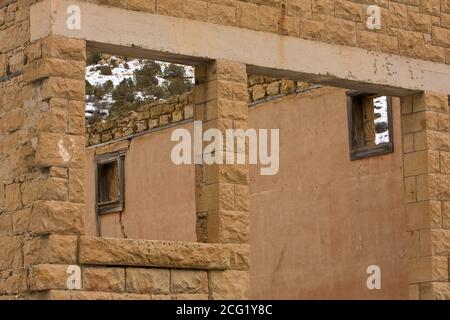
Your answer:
0,1 -> 76,299
248,76 -> 319,103
2,0 -> 450,300
0,1 -> 250,300
402,92 -> 450,299
25,237 -> 249,300
76,0 -> 450,65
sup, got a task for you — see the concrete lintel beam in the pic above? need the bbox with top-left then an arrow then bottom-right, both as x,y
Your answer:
31,0 -> 450,96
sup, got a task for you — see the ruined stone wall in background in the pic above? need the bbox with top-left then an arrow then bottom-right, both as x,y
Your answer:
86,77 -> 319,146
86,92 -> 193,146
248,76 -> 318,103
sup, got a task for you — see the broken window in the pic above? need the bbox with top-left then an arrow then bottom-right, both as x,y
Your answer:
347,92 -> 393,160
95,150 -> 126,215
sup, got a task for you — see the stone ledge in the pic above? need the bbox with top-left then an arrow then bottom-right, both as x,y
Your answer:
78,237 -> 230,270
28,289 -> 207,300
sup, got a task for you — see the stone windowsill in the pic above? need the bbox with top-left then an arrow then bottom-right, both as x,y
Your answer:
78,236 -> 232,270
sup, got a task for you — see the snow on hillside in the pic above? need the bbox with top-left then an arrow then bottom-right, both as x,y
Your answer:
85,57 -> 194,118
85,58 -> 194,87
373,95 -> 390,144
86,59 -> 142,87
85,58 -> 143,117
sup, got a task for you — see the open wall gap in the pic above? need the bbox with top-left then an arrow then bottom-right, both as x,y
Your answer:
84,50 -> 197,242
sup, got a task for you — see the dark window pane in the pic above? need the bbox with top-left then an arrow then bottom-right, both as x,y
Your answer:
98,161 -> 120,204
347,92 -> 393,160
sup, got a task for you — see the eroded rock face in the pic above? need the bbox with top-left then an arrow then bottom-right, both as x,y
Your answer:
35,133 -> 85,169
420,282 -> 450,300
209,270 -> 250,300
170,270 -> 208,294
30,264 -> 69,291
29,201 -> 85,235
0,269 -> 27,295
23,235 -> 78,266
126,268 -> 170,294
0,236 -> 22,270
78,236 -> 230,269
83,267 -> 125,292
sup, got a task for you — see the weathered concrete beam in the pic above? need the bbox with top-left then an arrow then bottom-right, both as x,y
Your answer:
31,0 -> 450,96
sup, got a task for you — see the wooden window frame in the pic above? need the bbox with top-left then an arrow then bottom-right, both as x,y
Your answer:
95,149 -> 126,216
347,91 -> 394,161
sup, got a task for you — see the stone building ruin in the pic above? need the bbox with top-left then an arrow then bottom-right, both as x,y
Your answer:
1,0 -> 450,299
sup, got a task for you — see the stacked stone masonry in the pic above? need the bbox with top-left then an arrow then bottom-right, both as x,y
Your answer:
193,60 -> 251,246
86,92 -> 194,146
1,0 -> 450,300
2,236 -> 250,300
0,0 -> 88,300
402,92 -> 450,300
0,1 -> 251,300
65,0 -> 450,65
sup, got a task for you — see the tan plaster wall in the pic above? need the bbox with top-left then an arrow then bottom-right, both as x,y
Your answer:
249,87 -> 408,299
85,87 -> 408,299
85,123 -> 197,241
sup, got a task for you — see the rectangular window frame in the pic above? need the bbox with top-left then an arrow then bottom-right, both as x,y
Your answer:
347,91 -> 394,161
95,149 -> 126,216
